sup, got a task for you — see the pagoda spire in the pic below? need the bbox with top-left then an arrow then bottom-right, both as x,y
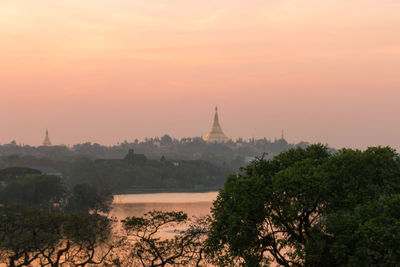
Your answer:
42,129 -> 52,146
203,106 -> 229,143
213,105 -> 220,126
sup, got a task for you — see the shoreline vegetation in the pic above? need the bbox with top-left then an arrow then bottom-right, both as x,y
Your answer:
0,136 -> 313,194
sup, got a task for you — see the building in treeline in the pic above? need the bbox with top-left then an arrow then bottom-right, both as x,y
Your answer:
203,106 -> 229,143
42,129 -> 52,146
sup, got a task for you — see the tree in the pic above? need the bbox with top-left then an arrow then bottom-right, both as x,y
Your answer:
206,145 -> 400,266
161,135 -> 173,146
0,206 -> 58,267
66,183 -> 113,214
0,174 -> 66,208
119,211 -> 208,266
321,147 -> 400,266
0,205 -> 114,267
54,213 -> 114,266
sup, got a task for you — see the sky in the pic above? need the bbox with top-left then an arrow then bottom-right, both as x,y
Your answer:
0,0 -> 399,149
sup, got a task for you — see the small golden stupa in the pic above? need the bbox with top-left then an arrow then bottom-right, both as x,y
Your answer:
42,129 -> 52,146
203,106 -> 229,143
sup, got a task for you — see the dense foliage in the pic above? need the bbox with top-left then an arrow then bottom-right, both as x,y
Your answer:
0,206 -> 113,267
0,152 -> 231,193
0,173 -> 66,208
206,145 -> 400,266
65,156 -> 230,193
65,183 -> 113,214
0,168 -> 112,212
0,168 -> 115,266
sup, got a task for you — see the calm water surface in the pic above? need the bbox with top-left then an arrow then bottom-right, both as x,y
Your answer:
111,192 -> 219,220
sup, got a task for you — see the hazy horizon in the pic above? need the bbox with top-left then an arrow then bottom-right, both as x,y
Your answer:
1,0 -> 399,149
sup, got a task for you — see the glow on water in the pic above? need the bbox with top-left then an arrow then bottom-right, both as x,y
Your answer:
111,192 -> 219,220
113,192 -> 219,204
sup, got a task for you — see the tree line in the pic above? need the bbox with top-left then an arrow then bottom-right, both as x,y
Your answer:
0,135 -> 310,170
0,152 -> 231,193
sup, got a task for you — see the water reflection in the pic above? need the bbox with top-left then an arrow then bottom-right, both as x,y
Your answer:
111,192 -> 218,220
110,192 -> 218,239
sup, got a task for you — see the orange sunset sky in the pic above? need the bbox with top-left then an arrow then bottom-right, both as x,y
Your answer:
0,0 -> 399,149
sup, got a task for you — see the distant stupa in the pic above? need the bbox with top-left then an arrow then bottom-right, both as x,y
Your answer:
42,129 -> 52,146
203,106 -> 229,143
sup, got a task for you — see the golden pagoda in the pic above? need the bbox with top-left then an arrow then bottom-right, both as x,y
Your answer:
42,129 -> 52,146
203,106 -> 229,143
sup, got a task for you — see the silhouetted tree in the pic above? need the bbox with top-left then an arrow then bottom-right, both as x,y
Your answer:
206,145 -> 400,266
0,206 -> 113,267
119,211 -> 208,266
66,183 -> 113,214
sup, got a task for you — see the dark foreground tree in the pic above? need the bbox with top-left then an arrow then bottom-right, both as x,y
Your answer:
118,211 -> 209,266
206,145 -> 400,266
0,205 -> 114,267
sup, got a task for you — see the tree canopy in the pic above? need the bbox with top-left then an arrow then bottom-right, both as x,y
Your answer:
206,145 -> 400,266
0,168 -> 115,267
0,205 -> 113,267
0,173 -> 66,208
65,183 -> 113,214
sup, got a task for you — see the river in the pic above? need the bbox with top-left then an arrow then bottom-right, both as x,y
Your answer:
110,191 -> 219,221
